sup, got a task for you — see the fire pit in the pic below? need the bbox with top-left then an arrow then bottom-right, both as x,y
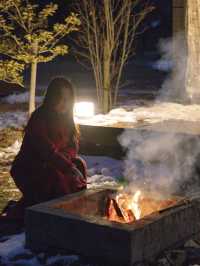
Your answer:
25,188 -> 200,265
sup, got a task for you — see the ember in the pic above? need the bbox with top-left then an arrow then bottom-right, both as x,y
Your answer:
107,190 -> 178,223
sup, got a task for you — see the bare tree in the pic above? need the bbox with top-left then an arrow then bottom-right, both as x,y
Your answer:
73,0 -> 153,113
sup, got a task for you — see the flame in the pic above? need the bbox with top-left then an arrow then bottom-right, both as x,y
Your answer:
109,190 -> 142,223
115,194 -> 134,223
107,190 -> 178,224
130,190 -> 141,220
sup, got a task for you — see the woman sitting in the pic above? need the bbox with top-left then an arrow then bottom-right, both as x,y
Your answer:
4,77 -> 87,220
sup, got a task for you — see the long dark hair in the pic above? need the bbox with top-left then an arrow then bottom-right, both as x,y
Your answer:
42,77 -> 79,144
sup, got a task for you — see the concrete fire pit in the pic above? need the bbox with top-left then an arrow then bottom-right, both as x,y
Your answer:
25,188 -> 200,265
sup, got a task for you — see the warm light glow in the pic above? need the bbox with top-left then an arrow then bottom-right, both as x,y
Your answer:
74,102 -> 94,118
116,190 -> 142,221
130,190 -> 141,220
107,190 -> 179,224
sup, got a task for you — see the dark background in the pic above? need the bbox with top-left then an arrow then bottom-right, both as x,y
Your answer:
0,1 -> 172,97
33,0 -> 173,92
38,0 -> 173,52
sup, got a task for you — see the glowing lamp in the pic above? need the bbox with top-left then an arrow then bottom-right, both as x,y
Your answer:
74,102 -> 94,118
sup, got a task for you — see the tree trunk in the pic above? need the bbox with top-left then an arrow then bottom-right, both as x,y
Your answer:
186,0 -> 200,102
29,60 -> 37,115
29,41 -> 38,116
103,39 -> 111,113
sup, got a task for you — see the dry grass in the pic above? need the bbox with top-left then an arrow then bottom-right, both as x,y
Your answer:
0,128 -> 22,212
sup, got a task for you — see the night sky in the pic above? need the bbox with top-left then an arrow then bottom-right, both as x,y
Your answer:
38,0 -> 172,52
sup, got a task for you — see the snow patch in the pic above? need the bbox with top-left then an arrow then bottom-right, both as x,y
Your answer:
0,233 -> 31,265
4,99 -> 200,130
0,233 -> 79,266
2,92 -> 43,104
83,155 -> 123,179
75,107 -> 137,126
0,111 -> 27,131
76,102 -> 200,127
87,174 -> 118,189
46,254 -> 78,265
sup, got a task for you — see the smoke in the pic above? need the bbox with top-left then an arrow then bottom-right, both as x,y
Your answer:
118,130 -> 200,196
118,33 -> 200,196
156,33 -> 187,102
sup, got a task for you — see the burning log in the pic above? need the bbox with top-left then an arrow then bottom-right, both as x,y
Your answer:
106,191 -> 142,223
106,196 -> 136,223
106,191 -> 182,223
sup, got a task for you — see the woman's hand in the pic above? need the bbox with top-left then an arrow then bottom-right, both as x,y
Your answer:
71,167 -> 84,179
70,167 -> 87,192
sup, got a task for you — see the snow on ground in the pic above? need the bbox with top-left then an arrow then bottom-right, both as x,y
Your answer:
0,233 -> 79,266
76,102 -> 200,127
0,234 -> 30,265
3,89 -> 200,127
84,155 -> 123,177
0,111 -> 27,131
0,140 -> 122,186
82,155 -> 123,188
3,91 -> 200,128
2,92 -> 43,104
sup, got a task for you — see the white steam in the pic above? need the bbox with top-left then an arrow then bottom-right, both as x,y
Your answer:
119,130 -> 200,195
119,33 -> 200,196
157,33 -> 187,102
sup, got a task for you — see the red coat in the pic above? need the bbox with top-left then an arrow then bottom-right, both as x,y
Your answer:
10,107 -> 87,206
